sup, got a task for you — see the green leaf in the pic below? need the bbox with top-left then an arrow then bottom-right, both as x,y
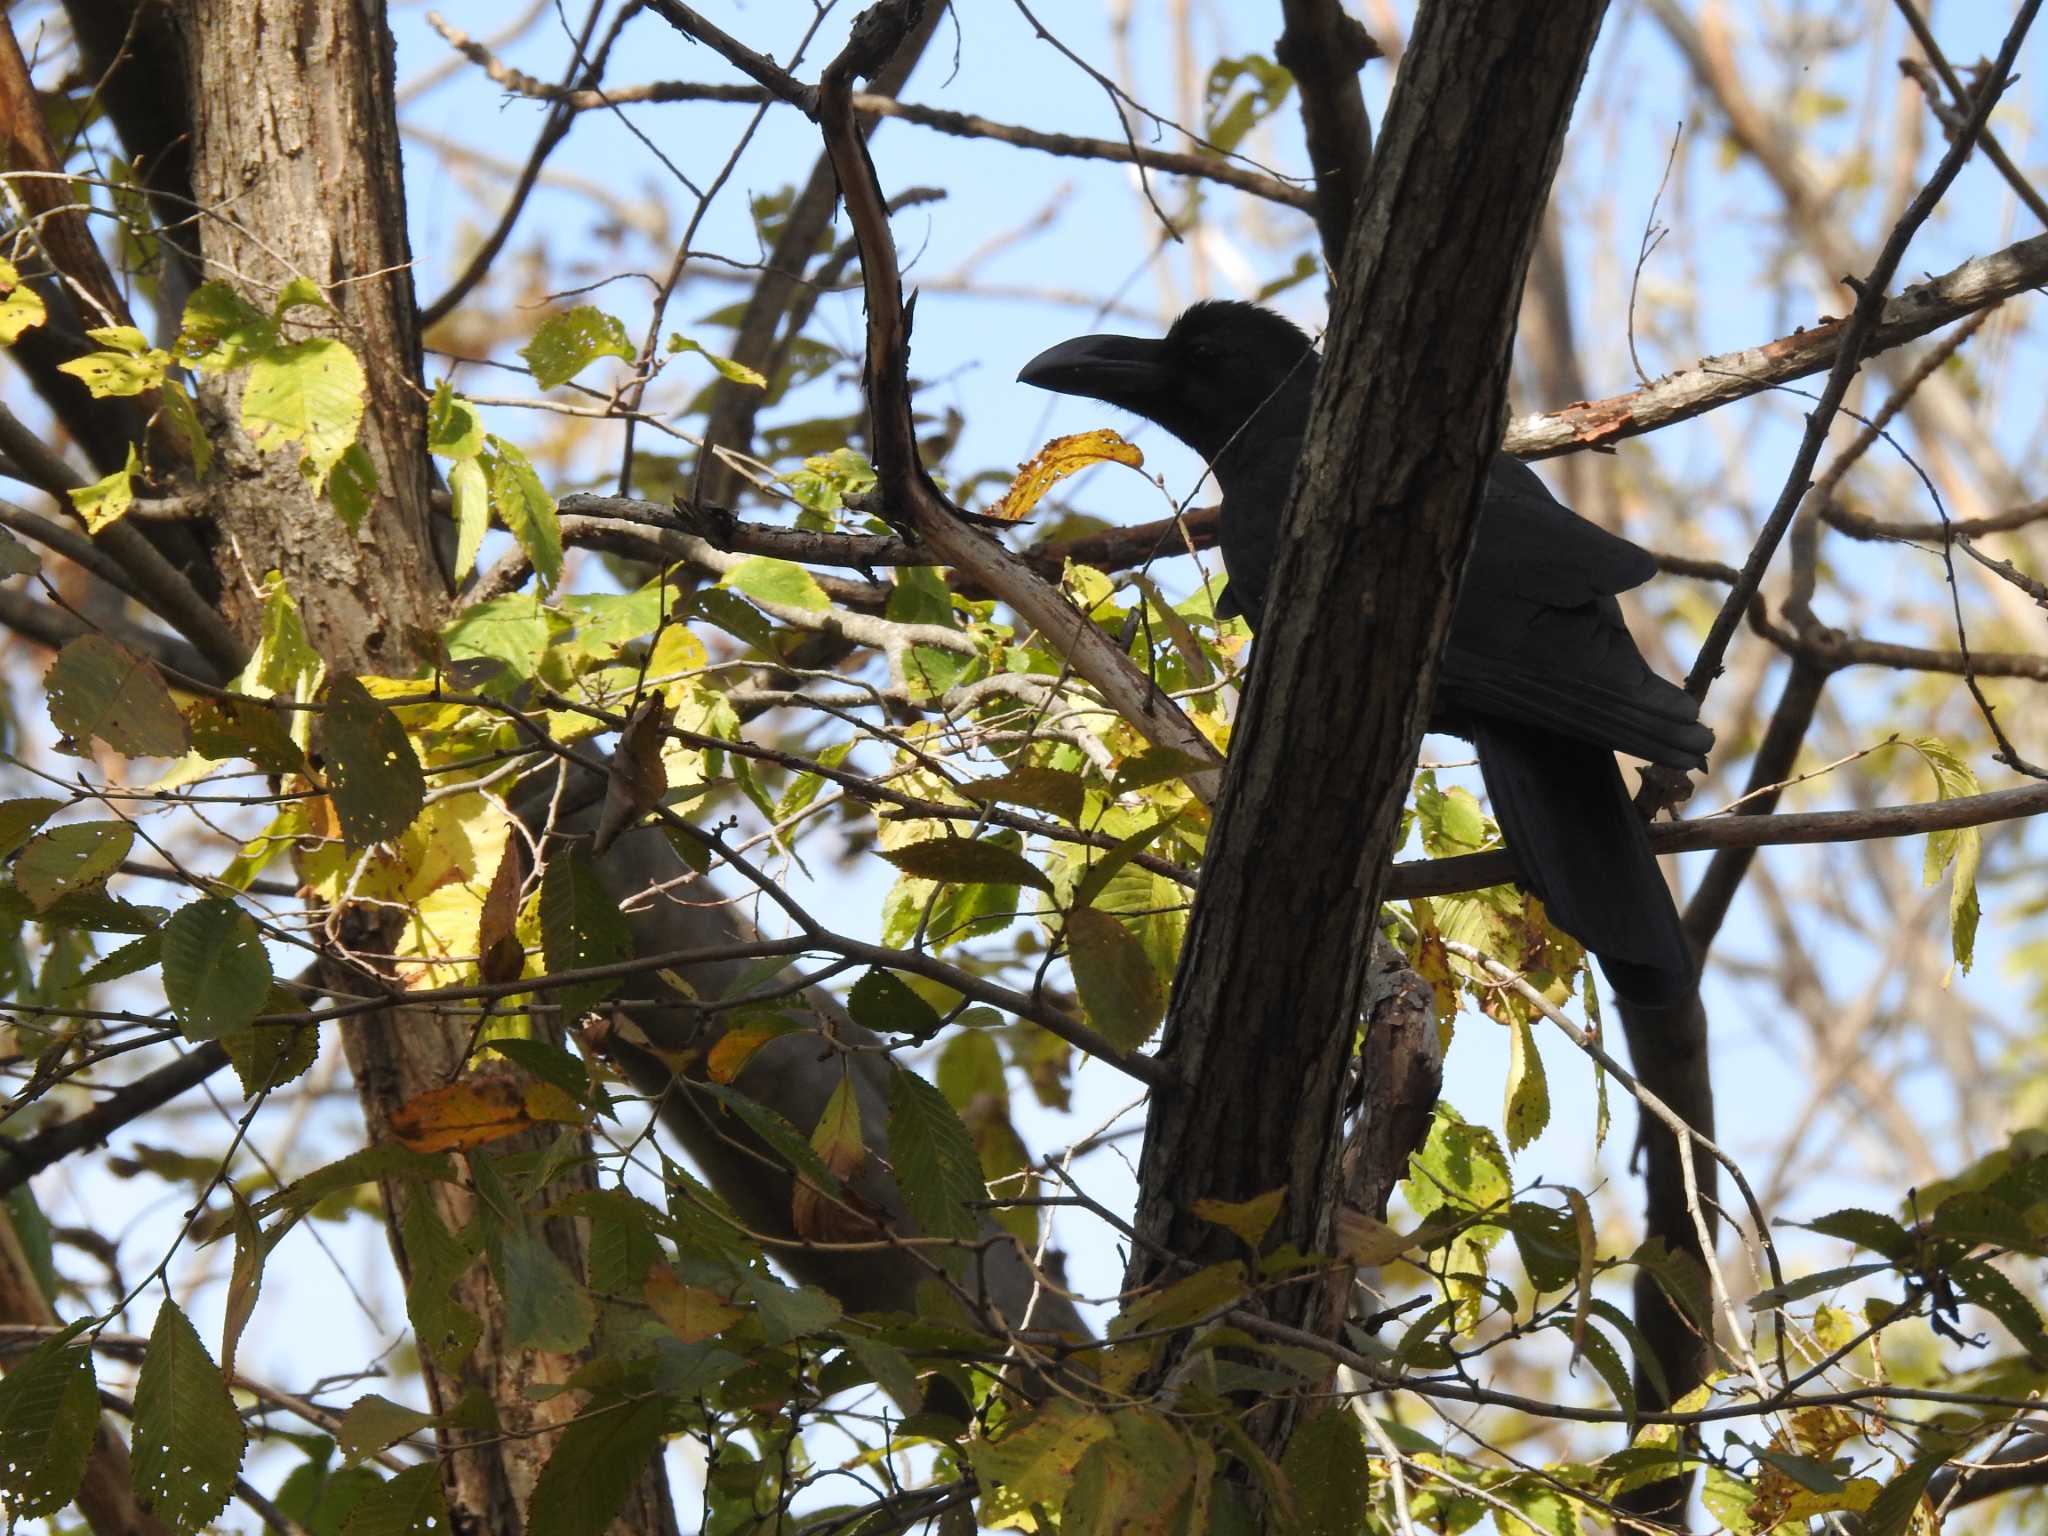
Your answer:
487,437 -> 562,588
180,280 -> 276,371
1066,907 -> 1165,1050
1746,1262 -> 1894,1312
1504,1013 -> 1549,1154
68,442 -> 138,532
522,306 -> 636,389
1953,1257 -> 2048,1362
274,275 -> 329,317
1911,737 -> 1983,972
131,1300 -> 247,1531
328,442 -> 378,531
524,1396 -> 668,1536
1277,1406 -> 1368,1536
0,524 -> 39,578
961,766 -> 1089,824
14,820 -> 134,910
427,381 -> 485,459
691,1080 -> 840,1196
46,635 -> 190,757
0,797 -> 62,860
1071,817 -> 1175,913
158,377 -> 214,478
539,845 -> 635,1010
243,336 -> 367,491
448,455 -> 489,582
970,1401 -> 1116,1527
496,1225 -> 597,1352
888,1066 -> 985,1243
1863,1455 -> 1942,1536
250,1142 -> 456,1221
849,968 -> 944,1037
162,899 -> 273,1040
720,555 -> 830,612
221,1016 -> 319,1097
1405,1104 -> 1511,1226
1797,1207 -> 1914,1260
319,674 -> 426,845
666,332 -> 767,387
0,1333 -> 98,1518
187,694 -> 309,774
882,835 -> 1054,894
340,1459 -> 446,1536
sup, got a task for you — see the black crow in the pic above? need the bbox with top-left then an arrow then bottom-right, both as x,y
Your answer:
1018,300 -> 1711,1004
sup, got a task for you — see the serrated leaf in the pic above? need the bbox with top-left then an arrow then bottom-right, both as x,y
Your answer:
14,820 -> 134,910
158,377 -> 213,478
524,1395 -> 666,1536
341,1459 -> 446,1536
849,968 -> 943,1037
539,845 -> 634,1010
220,1016 -> 319,1097
59,330 -> 166,396
0,1333 -> 98,1518
1504,1013 -> 1550,1154
523,306 -> 636,390
888,1066 -> 984,1244
1863,1455 -> 1942,1536
971,1401 -> 1116,1525
1953,1257 -> 2048,1361
1277,1408 -> 1368,1536
961,766 -> 1089,823
720,555 -> 830,612
328,442 -> 378,531
1798,1207 -> 1914,1260
131,1300 -> 246,1530
0,524 -> 38,577
882,835 -> 1053,893
692,1080 -> 840,1196
319,673 -> 425,845
187,693 -> 308,774
487,437 -> 561,588
338,1394 -> 439,1464
427,381 -> 485,459
644,1264 -> 744,1342
497,1223 -> 596,1352
243,336 -> 366,490
1066,906 -> 1165,1050
666,332 -> 766,387
47,635 -> 190,758
0,797 -> 61,860
991,429 -> 1145,522
448,455 -> 489,583
161,899 -> 273,1040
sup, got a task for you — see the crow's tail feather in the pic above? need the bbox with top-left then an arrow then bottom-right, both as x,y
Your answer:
1471,721 -> 1694,1006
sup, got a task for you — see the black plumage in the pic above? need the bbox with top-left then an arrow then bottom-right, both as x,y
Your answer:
1018,300 -> 1711,1004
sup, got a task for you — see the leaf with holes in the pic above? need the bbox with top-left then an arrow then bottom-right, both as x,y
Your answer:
14,820 -> 134,910
131,1301 -> 246,1531
319,674 -> 425,846
47,635 -> 189,758
0,1331 -> 98,1518
848,968 -> 943,1038
523,305 -> 636,389
162,898 -> 273,1040
243,336 -> 366,491
487,436 -> 562,588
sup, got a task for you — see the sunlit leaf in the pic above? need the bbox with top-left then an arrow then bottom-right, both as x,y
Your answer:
990,429 -> 1145,522
522,305 -> 636,389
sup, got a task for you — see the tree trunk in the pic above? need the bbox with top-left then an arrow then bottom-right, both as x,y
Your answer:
1124,0 -> 1609,1458
172,3 -> 674,1529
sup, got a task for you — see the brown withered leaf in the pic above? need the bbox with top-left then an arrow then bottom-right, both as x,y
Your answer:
477,832 -> 528,987
389,1076 -> 584,1153
592,693 -> 672,854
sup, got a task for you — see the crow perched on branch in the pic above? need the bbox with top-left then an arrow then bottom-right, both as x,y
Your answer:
1019,300 -> 1711,1005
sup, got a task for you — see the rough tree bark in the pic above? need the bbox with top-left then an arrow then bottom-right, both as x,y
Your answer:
1124,0 -> 1610,1453
168,2 -> 675,1529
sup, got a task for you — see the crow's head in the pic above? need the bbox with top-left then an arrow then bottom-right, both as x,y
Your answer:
1017,300 -> 1318,462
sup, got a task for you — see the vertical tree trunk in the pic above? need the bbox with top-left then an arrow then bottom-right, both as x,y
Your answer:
172,4 -> 674,1528
1124,0 -> 1609,1460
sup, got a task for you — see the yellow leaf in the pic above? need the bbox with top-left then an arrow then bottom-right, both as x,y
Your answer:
388,1076 -> 581,1153
644,1265 -> 744,1343
990,429 -> 1144,522
1193,1188 -> 1284,1250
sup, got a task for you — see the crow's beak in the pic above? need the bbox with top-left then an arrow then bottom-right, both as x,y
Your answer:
1016,332 -> 1167,407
